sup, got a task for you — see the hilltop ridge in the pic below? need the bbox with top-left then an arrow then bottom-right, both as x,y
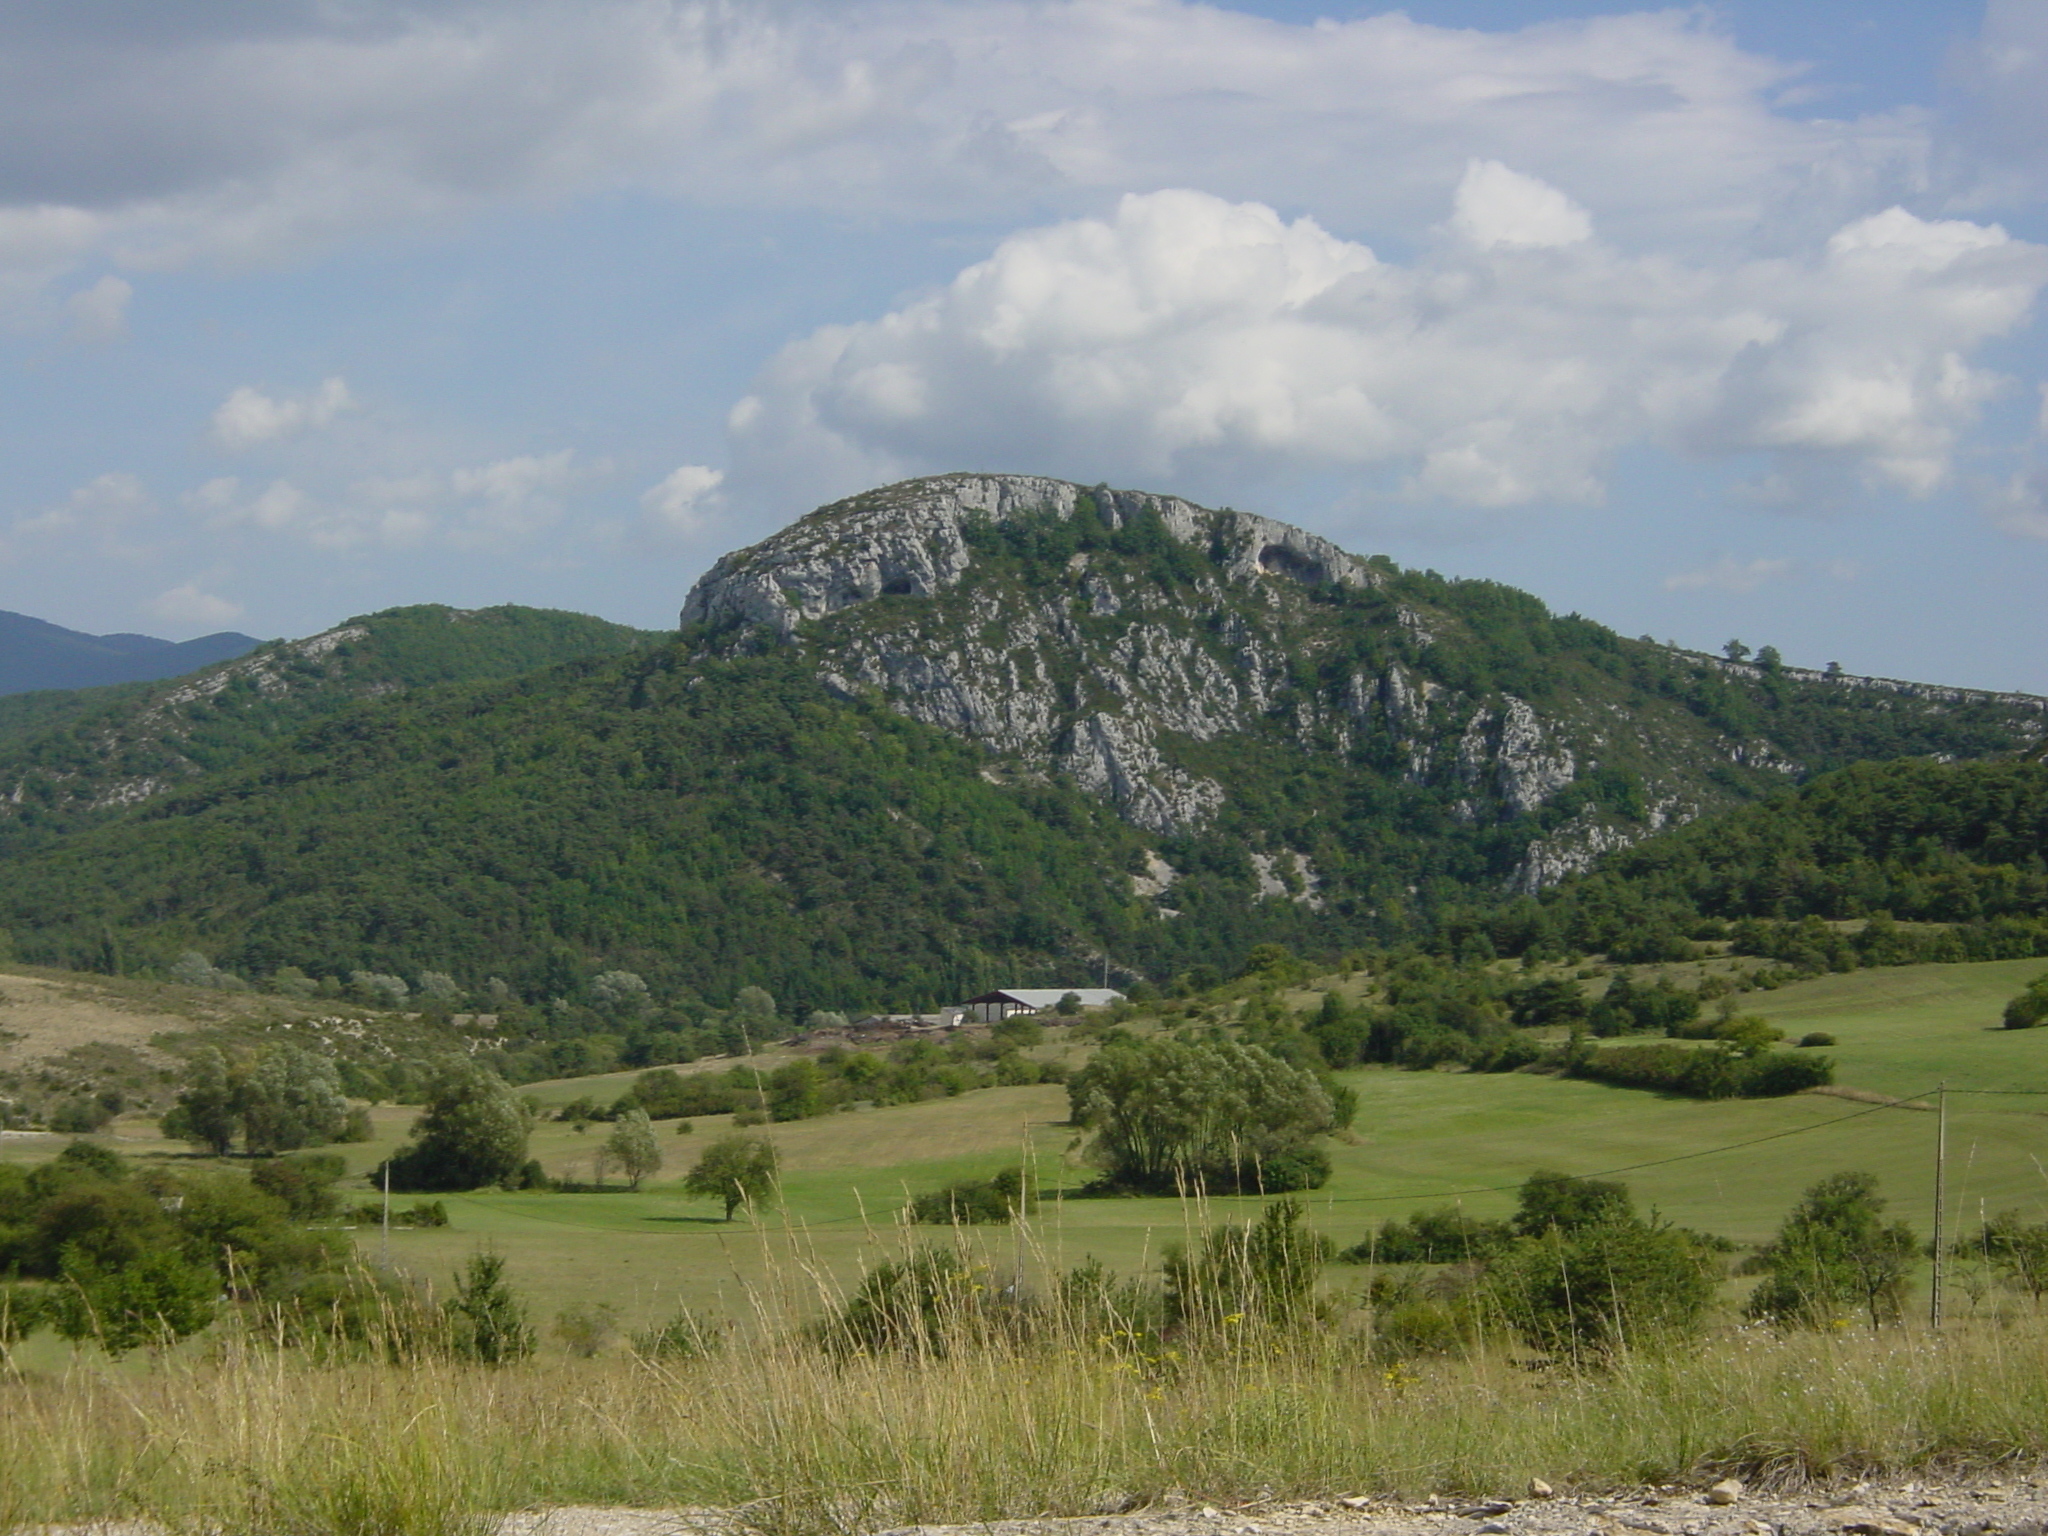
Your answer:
0,475 -> 2039,1006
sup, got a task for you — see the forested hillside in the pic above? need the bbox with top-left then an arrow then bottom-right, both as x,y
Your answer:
1442,758 -> 2048,967
0,604 -> 659,856
0,476 -> 2041,1017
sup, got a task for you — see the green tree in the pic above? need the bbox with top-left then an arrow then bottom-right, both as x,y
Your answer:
2003,973 -> 2048,1030
1962,1210 -> 2048,1301
591,969 -> 652,1022
603,1107 -> 662,1190
682,1134 -> 779,1220
1068,1036 -> 1337,1193
53,1248 -> 218,1357
444,1253 -> 534,1364
383,1062 -> 531,1192
160,1046 -> 240,1156
240,1044 -> 350,1154
1745,1171 -> 1918,1327
765,1059 -> 825,1121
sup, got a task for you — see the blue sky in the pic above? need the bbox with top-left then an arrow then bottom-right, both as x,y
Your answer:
3,1 -> 2046,692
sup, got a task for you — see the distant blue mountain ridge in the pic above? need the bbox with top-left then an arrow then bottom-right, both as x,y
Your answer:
0,609 -> 261,696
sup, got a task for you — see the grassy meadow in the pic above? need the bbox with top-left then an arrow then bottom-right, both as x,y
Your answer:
8,955 -> 2045,1337
6,956 -> 2048,1531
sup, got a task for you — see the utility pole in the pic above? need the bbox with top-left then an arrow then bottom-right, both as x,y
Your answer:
1930,1081 -> 1948,1330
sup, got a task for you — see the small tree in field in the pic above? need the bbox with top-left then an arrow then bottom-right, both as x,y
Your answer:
605,1107 -> 662,1190
161,1047 -> 239,1155
683,1134 -> 779,1220
382,1061 -> 530,1191
1746,1171 -> 1917,1328
445,1253 -> 534,1364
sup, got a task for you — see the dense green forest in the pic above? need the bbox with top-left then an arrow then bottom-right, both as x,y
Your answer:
0,482 -> 2043,1027
0,604 -> 659,856
1437,758 -> 2048,966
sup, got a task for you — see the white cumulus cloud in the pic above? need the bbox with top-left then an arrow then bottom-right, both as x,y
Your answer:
642,464 -> 725,538
210,377 -> 355,451
9,471 -> 159,560
1450,160 -> 1593,250
726,186 -> 2048,519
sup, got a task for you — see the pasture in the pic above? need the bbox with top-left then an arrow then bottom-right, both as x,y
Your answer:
7,956 -> 2046,1333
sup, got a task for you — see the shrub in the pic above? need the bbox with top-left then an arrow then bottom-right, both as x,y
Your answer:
1345,1205 -> 1515,1264
2003,973 -> 2048,1029
1484,1218 -> 1716,1361
553,1302 -> 620,1358
631,1307 -> 722,1359
1569,1041 -> 1831,1098
908,1167 -> 1036,1225
820,1247 -> 1000,1357
1164,1198 -> 1331,1329
1745,1171 -> 1918,1328
1798,1031 -> 1837,1047
444,1253 -> 533,1364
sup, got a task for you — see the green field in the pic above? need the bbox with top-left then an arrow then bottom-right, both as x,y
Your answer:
13,956 -> 2048,1334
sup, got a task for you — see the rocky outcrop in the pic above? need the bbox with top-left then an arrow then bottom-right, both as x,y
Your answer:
679,472 -> 2048,887
680,474 -> 1394,834
680,473 -> 1378,638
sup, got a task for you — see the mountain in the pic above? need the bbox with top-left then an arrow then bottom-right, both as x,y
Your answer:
0,610 -> 260,696
682,474 -> 2047,892
0,474 -> 2041,1015
0,604 -> 662,855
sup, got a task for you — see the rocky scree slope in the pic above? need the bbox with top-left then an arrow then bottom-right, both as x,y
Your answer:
682,474 -> 2048,900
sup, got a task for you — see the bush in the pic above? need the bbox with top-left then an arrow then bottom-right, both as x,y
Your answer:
2003,973 -> 2048,1029
631,1307 -> 722,1359
1745,1171 -> 1917,1328
1798,1031 -> 1837,1047
1484,1218 -> 1716,1360
1569,1041 -> 1832,1099
1345,1205 -> 1514,1264
820,1247 -> 1001,1357
553,1302 -> 620,1358
444,1253 -> 533,1364
1164,1198 -> 1331,1329
908,1167 -> 1036,1225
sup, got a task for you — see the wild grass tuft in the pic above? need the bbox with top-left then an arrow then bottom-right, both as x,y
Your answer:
4,1231 -> 2048,1536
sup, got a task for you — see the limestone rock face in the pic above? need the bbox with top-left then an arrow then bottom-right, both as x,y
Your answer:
680,471 -> 2048,887
681,474 -> 1383,835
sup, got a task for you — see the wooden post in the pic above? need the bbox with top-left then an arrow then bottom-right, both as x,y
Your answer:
1930,1082 -> 1948,1329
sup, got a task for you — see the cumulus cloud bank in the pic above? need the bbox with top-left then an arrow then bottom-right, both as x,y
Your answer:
725,184 -> 2048,517
0,2 -> 1962,312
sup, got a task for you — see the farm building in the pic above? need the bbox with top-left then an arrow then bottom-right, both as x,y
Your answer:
957,988 -> 1124,1023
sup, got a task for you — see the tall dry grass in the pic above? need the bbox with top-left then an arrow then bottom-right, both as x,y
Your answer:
5,1294 -> 2048,1536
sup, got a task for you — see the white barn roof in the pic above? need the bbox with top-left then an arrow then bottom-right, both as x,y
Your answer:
963,988 -> 1124,1009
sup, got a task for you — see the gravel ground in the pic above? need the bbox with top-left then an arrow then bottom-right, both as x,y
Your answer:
34,1475 -> 2048,1536
497,1476 -> 2048,1536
